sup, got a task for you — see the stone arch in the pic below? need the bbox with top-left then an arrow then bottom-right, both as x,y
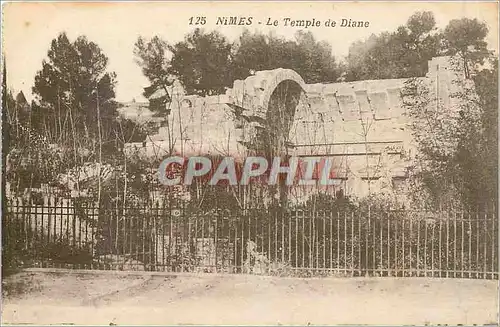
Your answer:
228,69 -> 306,206
257,68 -> 306,116
231,68 -> 306,122
266,79 -> 304,155
230,68 -> 306,157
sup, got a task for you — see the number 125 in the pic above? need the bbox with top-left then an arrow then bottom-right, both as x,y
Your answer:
189,17 -> 206,25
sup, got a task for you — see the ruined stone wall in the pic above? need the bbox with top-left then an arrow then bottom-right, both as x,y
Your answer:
127,56 -> 464,202
289,77 -> 410,199
125,93 -> 246,160
285,56 -> 463,200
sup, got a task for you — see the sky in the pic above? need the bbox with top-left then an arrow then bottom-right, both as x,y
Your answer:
3,1 -> 498,102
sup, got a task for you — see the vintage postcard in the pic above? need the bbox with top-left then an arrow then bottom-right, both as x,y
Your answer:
1,1 -> 498,325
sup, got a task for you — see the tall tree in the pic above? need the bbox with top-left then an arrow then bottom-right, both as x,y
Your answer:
231,30 -> 272,79
403,55 -> 498,210
134,35 -> 173,113
33,32 -> 118,144
460,56 -> 498,208
443,18 -> 490,78
169,28 -> 234,96
233,30 -> 341,83
135,29 -> 342,101
136,29 -> 234,98
346,11 -> 443,81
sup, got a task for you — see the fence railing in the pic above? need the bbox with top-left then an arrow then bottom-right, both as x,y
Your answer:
3,198 -> 498,279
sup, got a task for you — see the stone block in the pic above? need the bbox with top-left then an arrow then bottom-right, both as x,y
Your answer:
354,90 -> 370,112
369,92 -> 390,120
387,88 -> 403,116
324,93 -> 341,112
307,95 -> 327,113
337,94 -> 358,121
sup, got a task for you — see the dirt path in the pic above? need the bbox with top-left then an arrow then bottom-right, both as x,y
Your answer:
2,270 -> 498,325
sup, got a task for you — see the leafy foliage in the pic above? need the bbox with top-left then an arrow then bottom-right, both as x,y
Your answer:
233,30 -> 342,83
33,33 -> 118,142
345,12 -> 492,82
443,18 -> 490,78
402,55 -> 497,210
346,11 -> 443,80
134,29 -> 343,110
169,28 -> 234,96
134,36 -> 173,113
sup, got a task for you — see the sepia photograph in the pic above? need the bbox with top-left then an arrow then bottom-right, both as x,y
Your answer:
1,1 -> 499,325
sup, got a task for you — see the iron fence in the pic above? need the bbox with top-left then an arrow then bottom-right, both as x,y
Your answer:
3,197 -> 498,279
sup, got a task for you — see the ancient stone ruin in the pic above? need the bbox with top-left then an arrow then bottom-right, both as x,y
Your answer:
125,56 -> 465,201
